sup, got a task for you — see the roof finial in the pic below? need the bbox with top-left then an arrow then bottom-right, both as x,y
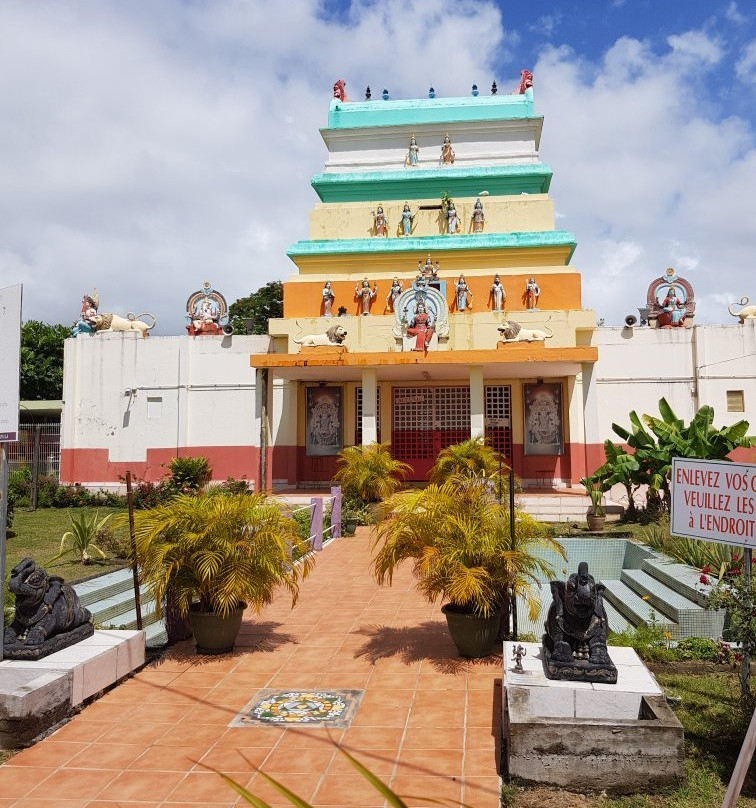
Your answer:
428,86 -> 436,99
471,83 -> 479,96
365,86 -> 371,100
382,88 -> 389,100
491,80 -> 497,95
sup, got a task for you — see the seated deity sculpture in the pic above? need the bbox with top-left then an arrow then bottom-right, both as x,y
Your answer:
185,282 -> 232,336
4,558 -> 94,660
542,561 -> 617,683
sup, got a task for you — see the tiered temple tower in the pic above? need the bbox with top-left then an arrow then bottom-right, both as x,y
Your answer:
252,83 -> 600,488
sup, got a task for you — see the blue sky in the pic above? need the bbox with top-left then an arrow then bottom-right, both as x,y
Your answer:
0,0 -> 754,331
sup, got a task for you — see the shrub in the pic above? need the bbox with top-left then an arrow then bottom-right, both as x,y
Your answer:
216,477 -> 249,495
674,637 -> 720,662
8,467 -> 31,507
96,527 -> 131,560
167,456 -> 212,491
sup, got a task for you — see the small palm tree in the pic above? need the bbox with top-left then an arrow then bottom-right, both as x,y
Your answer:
429,436 -> 503,484
51,509 -> 111,565
373,475 -> 564,637
133,492 -> 313,618
333,442 -> 411,505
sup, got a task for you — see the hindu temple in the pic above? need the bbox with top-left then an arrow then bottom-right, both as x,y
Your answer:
251,80 -> 600,487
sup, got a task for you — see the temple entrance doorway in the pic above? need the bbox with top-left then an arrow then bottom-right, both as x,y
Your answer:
391,386 -> 471,480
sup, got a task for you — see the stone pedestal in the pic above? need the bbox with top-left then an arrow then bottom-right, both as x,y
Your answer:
0,630 -> 145,748
502,642 -> 684,792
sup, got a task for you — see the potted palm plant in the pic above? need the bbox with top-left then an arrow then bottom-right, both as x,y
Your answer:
133,491 -> 313,654
372,474 -> 564,657
333,442 -> 410,523
580,475 -> 607,531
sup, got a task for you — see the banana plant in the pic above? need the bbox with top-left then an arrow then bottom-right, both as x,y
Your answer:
611,398 -> 754,512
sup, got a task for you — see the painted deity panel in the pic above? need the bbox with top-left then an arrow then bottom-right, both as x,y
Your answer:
523,383 -> 563,456
306,387 -> 342,456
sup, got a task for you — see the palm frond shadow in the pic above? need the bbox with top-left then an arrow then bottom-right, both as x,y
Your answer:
353,621 -> 502,673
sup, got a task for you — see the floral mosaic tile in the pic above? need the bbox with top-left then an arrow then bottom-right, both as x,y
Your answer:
230,689 -> 364,728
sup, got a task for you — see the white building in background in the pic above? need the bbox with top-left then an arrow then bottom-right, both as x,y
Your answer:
59,320 -> 755,491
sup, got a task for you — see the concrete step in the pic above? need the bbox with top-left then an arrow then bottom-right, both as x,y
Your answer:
84,584 -> 152,627
145,622 -> 168,647
603,600 -> 633,635
74,567 -> 135,608
602,580 -> 677,634
640,555 -> 716,608
621,568 -> 724,639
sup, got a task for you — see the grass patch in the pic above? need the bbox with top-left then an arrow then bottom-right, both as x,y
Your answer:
5,506 -> 130,583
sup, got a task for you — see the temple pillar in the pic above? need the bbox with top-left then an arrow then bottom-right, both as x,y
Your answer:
361,367 -> 378,445
469,366 -> 485,439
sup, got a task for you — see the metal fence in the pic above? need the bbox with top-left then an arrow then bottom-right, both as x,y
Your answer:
6,423 -> 61,477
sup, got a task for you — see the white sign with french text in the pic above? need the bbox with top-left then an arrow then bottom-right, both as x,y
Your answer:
670,457 -> 756,549
0,284 -> 22,442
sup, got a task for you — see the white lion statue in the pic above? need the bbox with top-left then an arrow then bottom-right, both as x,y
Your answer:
92,312 -> 156,338
294,324 -> 347,348
728,297 -> 756,324
498,320 -> 552,343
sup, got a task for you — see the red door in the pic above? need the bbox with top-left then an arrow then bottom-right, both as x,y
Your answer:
391,387 -> 471,481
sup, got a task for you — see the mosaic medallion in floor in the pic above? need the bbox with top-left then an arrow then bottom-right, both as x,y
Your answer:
230,689 -> 364,728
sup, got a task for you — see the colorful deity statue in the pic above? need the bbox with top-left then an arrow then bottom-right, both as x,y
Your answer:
440,133 -> 455,164
355,278 -> 378,315
524,277 -> 540,310
405,135 -> 419,167
322,281 -> 335,317
472,198 -> 485,233
446,201 -> 459,235
455,275 -> 472,312
491,275 -> 506,312
71,289 -> 99,337
400,203 -> 414,236
386,278 -> 403,312
332,79 -> 348,101
646,268 -> 695,328
406,302 -> 434,352
658,285 -> 687,327
185,281 -> 231,336
516,69 -> 533,94
418,254 -> 439,280
372,206 -> 388,237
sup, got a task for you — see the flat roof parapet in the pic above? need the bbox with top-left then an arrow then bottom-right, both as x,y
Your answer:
327,88 -> 535,129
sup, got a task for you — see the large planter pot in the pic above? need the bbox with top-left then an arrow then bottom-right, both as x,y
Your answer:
188,602 -> 246,655
586,512 -> 606,532
441,603 -> 501,659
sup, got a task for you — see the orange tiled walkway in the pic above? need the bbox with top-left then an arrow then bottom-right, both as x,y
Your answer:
0,530 -> 502,807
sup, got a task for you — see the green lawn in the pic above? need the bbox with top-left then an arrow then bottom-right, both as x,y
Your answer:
5,506 -> 130,584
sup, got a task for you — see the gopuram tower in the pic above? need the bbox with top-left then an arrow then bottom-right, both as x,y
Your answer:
252,79 -> 600,488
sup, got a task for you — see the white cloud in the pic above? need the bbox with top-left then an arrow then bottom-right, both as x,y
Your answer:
534,34 -> 755,324
666,30 -> 723,66
725,2 -> 747,25
0,2 -> 752,334
736,40 -> 756,82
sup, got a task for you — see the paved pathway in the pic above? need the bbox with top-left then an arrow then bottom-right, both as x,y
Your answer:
0,529 -> 502,807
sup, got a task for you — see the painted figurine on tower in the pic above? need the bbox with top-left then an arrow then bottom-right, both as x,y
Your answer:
355,278 -> 378,315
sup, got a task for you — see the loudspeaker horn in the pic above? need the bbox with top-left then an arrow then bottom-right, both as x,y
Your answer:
624,314 -> 638,327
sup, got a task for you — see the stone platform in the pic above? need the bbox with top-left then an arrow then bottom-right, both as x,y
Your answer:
502,641 -> 684,793
0,629 -> 144,748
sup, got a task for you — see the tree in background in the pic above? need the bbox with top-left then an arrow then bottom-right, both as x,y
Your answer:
20,321 -> 70,400
229,281 -> 283,335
